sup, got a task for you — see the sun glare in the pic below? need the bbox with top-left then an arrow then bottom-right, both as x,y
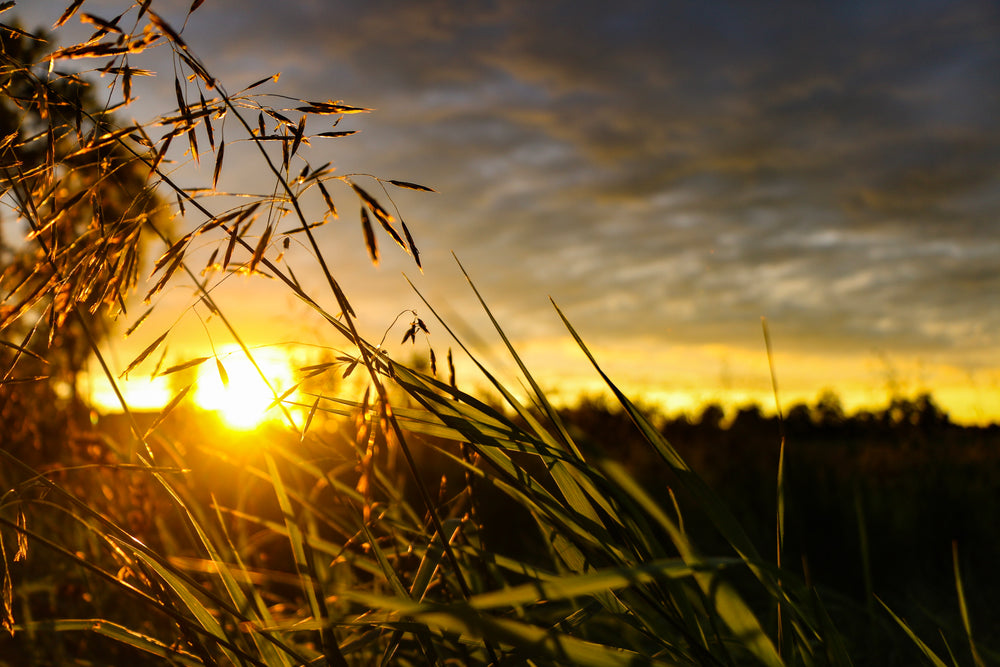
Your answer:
194,347 -> 297,430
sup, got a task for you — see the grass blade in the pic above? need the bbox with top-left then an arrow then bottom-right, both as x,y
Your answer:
20,619 -> 204,666
878,597 -> 949,667
263,452 -> 349,667
952,542 -> 985,667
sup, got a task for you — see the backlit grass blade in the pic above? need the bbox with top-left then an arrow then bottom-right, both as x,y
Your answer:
395,324 -> 615,571
388,367 -> 610,530
358,512 -> 411,599
465,556 -> 739,610
600,461 -> 783,667
208,444 -> 364,544
877,597 -> 949,667
263,451 -> 349,667
612,585 -> 715,663
397,388 -> 629,568
450,262 -> 629,536
211,500 -> 297,667
809,589 -> 854,667
134,459 -> 308,664
127,546 -> 249,665
0,453 -> 303,662
21,619 -> 204,666
552,301 -> 769,564
453,259 -> 581,457
340,593 -> 675,667
399,284 -> 630,554
552,301 -> 821,646
952,542 -> 985,667
389,362 -> 670,625
411,519 -> 463,601
0,511 -> 256,664
143,382 -> 193,437
214,507 -> 385,580
385,369 -> 641,618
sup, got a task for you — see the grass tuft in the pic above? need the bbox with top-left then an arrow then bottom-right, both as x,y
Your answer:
0,3 -> 989,666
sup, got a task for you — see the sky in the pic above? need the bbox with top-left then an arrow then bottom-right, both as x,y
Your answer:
12,0 -> 1000,423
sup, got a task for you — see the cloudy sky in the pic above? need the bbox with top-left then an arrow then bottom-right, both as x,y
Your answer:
15,0 -> 1000,422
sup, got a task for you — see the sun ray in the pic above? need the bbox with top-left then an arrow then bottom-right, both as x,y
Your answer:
194,346 -> 296,430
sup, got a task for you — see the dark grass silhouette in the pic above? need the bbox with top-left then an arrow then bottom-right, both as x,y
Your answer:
1,3 -> 993,665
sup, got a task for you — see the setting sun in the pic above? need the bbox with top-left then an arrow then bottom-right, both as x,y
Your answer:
194,346 -> 297,430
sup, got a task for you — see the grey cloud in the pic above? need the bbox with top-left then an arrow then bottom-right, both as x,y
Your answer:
18,0 -> 1000,366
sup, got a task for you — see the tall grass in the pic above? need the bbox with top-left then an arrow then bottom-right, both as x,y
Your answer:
0,2 -> 989,665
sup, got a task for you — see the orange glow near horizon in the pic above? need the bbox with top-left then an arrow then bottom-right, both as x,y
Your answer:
87,337 -> 999,428
505,337 -> 1000,427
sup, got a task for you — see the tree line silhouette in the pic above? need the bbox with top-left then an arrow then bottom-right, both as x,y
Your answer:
559,389 -> 1000,646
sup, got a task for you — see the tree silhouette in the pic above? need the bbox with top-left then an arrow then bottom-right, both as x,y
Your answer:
813,388 -> 845,426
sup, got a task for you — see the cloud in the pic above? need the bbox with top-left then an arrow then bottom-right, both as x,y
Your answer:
20,0 -> 1000,389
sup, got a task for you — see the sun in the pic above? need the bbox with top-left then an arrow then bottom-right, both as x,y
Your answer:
194,346 -> 297,430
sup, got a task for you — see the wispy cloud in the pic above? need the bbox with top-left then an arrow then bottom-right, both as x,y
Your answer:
20,0 -> 1000,413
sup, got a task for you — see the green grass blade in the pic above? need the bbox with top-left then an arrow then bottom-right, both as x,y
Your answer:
877,596 -> 949,667
951,542 -> 985,667
854,486 -> 875,619
0,507 -> 274,665
808,589 -> 854,667
210,499 -> 296,667
410,518 -> 462,601
343,592 -> 674,667
600,461 -> 783,667
552,301 -> 765,562
20,619 -> 205,666
128,546 -> 247,665
215,506 -> 385,579
359,513 -> 411,599
263,451 -> 349,667
451,258 -> 583,460
137,458 -> 309,665
404,274 -> 623,537
391,363 -> 630,563
466,556 -> 738,610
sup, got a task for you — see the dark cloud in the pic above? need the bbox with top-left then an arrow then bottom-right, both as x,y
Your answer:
18,0 -> 1000,394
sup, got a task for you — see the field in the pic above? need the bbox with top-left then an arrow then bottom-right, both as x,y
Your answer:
1,3 -> 997,665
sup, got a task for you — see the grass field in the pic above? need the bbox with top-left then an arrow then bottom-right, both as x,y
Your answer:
1,3 -> 996,665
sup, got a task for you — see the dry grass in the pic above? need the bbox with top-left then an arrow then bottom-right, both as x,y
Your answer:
0,3 -> 990,666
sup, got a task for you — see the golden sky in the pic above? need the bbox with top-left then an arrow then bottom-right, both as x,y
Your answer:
15,0 -> 1000,424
